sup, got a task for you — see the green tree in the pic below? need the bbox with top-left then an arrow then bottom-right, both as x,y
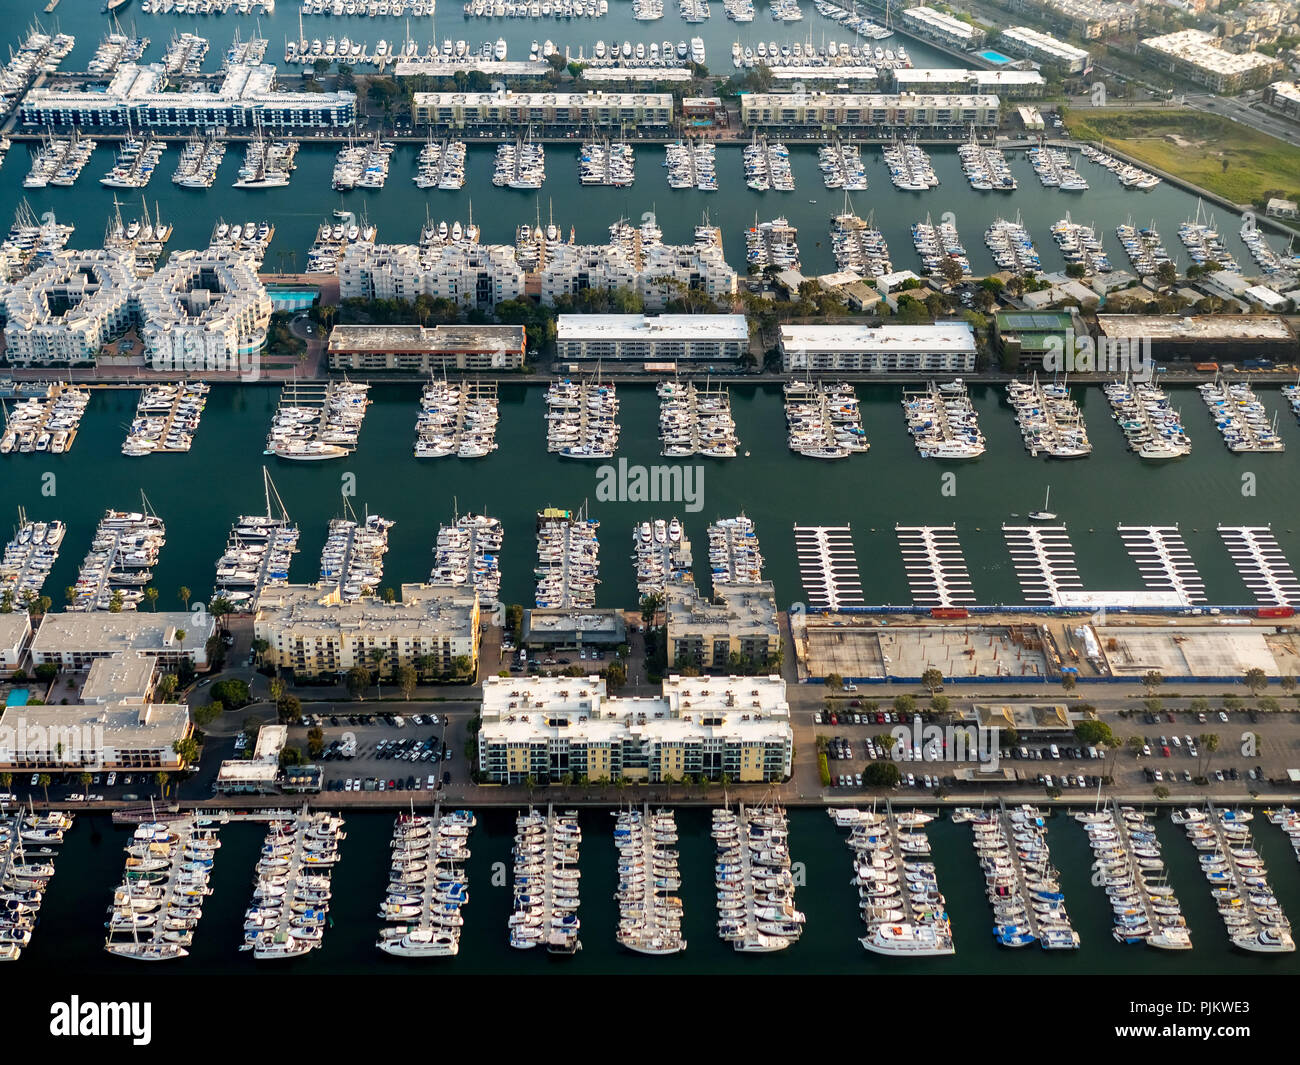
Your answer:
397,664 -> 418,701
1142,671 -> 1164,696
1243,667 -> 1268,696
38,773 -> 50,803
178,586 -> 191,610
824,672 -> 843,693
173,736 -> 199,767
144,586 -> 159,611
893,693 -> 916,717
864,762 -> 901,788
1061,672 -> 1077,694
346,666 -> 370,700
1073,720 -> 1115,747
307,726 -> 325,760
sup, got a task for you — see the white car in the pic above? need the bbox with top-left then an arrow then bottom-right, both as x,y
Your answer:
1218,711 -> 1230,723
106,772 -> 117,787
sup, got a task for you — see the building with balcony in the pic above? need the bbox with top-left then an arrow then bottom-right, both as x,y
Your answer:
326,323 -> 526,372
779,322 -> 977,372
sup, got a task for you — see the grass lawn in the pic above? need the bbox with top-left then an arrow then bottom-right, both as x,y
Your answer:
1064,108 -> 1300,208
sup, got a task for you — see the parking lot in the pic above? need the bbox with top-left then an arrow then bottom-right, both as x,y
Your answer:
299,708 -> 457,795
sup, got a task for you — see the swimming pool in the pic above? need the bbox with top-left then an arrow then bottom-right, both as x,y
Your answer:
6,688 -> 29,707
978,49 -> 1013,64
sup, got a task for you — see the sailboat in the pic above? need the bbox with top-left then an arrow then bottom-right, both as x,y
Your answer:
1028,486 -> 1056,522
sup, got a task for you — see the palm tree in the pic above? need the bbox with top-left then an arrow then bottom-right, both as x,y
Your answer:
144,587 -> 159,611
155,771 -> 170,798
178,586 -> 192,610
79,771 -> 92,790
38,774 -> 50,803
1199,733 -> 1220,780
370,648 -> 388,696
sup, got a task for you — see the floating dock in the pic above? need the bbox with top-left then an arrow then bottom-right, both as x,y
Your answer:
632,518 -> 693,597
430,513 -> 503,607
70,502 -> 166,612
1218,525 -> 1300,606
0,512 -> 65,605
104,814 -> 220,961
794,524 -> 864,609
535,507 -> 600,608
1001,525 -> 1082,606
0,809 -> 70,962
713,802 -> 803,952
1116,524 -> 1206,605
895,525 -> 976,608
508,805 -> 582,954
0,384 -> 90,455
318,510 -> 394,603
614,805 -> 686,955
213,467 -> 300,611
122,381 -> 209,456
241,810 -> 345,960
707,515 -> 764,586
415,379 -> 499,459
377,806 -> 474,958
657,380 -> 737,458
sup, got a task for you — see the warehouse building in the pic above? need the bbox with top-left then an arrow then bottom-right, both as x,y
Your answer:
779,322 -> 977,373
326,323 -> 526,372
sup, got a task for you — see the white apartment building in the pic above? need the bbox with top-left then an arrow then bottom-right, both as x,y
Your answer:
556,314 -> 749,363
901,6 -> 987,49
337,241 -> 525,308
135,249 -> 273,368
30,610 -> 217,671
0,250 -> 137,366
780,322 -> 978,372
998,26 -> 1092,73
477,674 -> 793,784
19,62 -> 356,130
892,68 -> 1047,97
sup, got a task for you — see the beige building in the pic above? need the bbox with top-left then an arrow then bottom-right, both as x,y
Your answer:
412,90 -> 673,130
30,610 -> 216,670
0,648 -> 191,774
665,581 -> 780,670
255,583 -> 480,681
477,674 -> 793,785
741,91 -> 1000,131
0,612 -> 33,671
1141,29 -> 1281,92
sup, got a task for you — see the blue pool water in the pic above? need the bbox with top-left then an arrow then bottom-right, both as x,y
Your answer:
6,689 -> 29,707
978,50 -> 1014,64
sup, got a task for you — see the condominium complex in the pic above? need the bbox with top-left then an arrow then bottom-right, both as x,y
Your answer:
891,68 -> 1047,98
411,90 -> 673,130
779,322 -> 978,373
740,92 -> 1001,131
0,247 -> 271,368
254,583 -> 481,681
19,62 -> 356,130
327,323 -> 527,372
1004,0 -> 1138,39
136,249 -> 273,368
998,26 -> 1092,73
0,649 -> 192,774
477,674 -> 793,785
664,581 -> 781,671
0,249 -> 136,365
539,239 -> 739,309
900,6 -> 987,49
1141,29 -> 1282,91
337,241 -> 526,308
555,314 -> 749,365
29,610 -> 216,671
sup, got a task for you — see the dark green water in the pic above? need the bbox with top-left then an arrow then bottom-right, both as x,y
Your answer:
2,0 -> 1285,276
4,382 -> 1300,610
16,808 -> 1300,973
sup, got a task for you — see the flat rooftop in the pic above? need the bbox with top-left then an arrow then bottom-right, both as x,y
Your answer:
327,323 -> 525,354
780,323 -> 977,353
557,313 -> 749,342
797,620 -> 1050,681
81,651 -> 156,704
32,610 -> 214,657
1096,624 -> 1300,678
1096,315 -> 1294,341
